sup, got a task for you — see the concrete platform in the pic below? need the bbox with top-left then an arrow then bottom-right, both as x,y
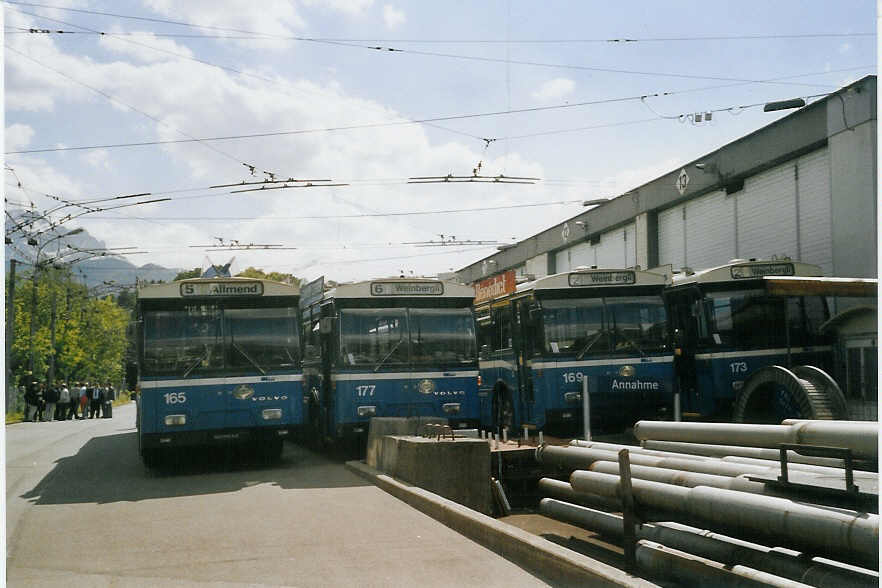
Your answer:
346,460 -> 659,587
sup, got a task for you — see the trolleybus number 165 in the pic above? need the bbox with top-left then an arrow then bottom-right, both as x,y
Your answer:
164,392 -> 187,404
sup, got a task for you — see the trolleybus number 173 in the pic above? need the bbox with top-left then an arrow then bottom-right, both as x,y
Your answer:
356,385 -> 376,397
729,362 -> 748,374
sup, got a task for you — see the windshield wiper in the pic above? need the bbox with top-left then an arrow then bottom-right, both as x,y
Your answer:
183,347 -> 210,379
576,331 -> 605,360
232,341 -> 265,375
374,338 -> 403,372
616,328 -> 647,358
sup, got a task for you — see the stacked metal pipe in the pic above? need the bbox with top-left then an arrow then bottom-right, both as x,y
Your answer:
536,420 -> 879,587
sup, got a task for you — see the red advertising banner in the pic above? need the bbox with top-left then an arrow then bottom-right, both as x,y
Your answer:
474,270 -> 517,304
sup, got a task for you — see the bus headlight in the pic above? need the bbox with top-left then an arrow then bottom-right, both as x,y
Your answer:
442,402 -> 461,414
164,414 -> 186,426
563,392 -> 582,403
357,405 -> 377,417
262,409 -> 282,420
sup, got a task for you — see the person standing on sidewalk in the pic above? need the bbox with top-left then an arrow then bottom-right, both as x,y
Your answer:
102,382 -> 114,418
89,383 -> 102,418
79,383 -> 89,419
59,383 -> 70,420
24,381 -> 38,422
44,382 -> 59,422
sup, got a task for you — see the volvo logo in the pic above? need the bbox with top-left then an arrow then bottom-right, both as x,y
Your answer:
618,365 -> 636,378
418,379 -> 435,395
233,385 -> 254,400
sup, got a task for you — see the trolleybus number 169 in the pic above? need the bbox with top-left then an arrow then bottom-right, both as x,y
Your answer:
164,392 -> 187,404
562,372 -> 585,384
356,385 -> 376,397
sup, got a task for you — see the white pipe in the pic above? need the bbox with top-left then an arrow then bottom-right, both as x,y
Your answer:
539,444 -> 785,478
642,440 -> 860,469
637,540 -> 814,588
633,421 -> 878,460
539,499 -> 878,588
571,439 -> 714,461
569,470 -> 879,569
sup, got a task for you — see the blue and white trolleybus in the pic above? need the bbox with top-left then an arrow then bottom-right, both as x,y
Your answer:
136,277 -> 303,466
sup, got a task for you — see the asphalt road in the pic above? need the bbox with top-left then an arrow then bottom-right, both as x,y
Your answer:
6,402 -> 549,587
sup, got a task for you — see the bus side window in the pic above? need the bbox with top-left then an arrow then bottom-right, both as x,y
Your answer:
497,308 -> 513,350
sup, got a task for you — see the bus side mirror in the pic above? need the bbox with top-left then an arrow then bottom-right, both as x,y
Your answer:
319,317 -> 334,334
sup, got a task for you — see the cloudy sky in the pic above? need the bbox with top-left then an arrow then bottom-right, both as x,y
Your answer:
3,1 -> 876,284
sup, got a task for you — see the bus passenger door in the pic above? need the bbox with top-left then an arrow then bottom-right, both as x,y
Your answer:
515,299 -> 536,426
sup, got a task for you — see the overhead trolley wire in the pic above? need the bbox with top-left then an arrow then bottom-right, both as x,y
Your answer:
7,63 -> 866,156
5,3 -> 873,43
7,5 -> 489,145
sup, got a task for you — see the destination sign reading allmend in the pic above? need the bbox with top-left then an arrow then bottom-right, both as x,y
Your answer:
730,263 -> 795,279
370,282 -> 444,296
569,271 -> 636,287
180,281 -> 264,297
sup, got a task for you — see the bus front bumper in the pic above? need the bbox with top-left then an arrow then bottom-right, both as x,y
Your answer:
141,425 -> 293,449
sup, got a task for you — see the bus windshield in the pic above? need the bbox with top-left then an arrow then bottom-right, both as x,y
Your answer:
225,307 -> 300,372
410,308 -> 476,365
142,303 -> 300,376
541,296 -> 667,356
340,308 -> 408,368
698,290 -> 828,350
339,307 -> 476,368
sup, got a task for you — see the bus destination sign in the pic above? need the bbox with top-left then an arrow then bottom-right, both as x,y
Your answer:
474,270 -> 517,304
180,281 -> 264,297
370,282 -> 444,296
730,263 -> 795,279
569,271 -> 635,287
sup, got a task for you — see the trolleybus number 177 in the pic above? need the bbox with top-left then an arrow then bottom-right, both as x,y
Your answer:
356,385 -> 376,397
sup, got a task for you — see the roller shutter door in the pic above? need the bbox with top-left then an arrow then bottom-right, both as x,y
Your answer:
596,224 -> 635,268
684,189 -> 735,270
658,205 -> 685,270
795,148 -> 832,274
736,162 -> 798,261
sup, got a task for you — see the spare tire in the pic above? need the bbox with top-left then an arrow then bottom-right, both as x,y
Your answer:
732,365 -> 843,423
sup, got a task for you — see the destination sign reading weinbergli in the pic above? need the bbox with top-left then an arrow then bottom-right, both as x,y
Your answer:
568,271 -> 636,287
180,281 -> 264,297
730,263 -> 794,279
370,282 -> 444,296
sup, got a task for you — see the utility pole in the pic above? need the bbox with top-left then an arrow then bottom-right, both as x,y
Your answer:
48,288 -> 57,386
6,259 -> 18,412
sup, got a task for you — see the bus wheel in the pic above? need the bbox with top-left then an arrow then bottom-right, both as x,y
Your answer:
141,448 -> 162,469
259,439 -> 284,462
733,365 -> 845,423
492,382 -> 514,432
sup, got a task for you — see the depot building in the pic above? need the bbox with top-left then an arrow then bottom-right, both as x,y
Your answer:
456,75 -> 876,284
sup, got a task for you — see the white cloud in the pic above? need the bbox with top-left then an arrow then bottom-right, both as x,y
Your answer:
98,31 -> 195,63
383,5 -> 406,29
302,0 -> 374,17
5,124 -> 35,151
531,78 -> 575,102
82,149 -> 111,169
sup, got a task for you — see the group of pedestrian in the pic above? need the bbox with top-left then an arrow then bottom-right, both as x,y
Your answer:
23,380 -> 115,422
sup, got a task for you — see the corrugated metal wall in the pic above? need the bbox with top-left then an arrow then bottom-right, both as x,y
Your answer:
554,223 -> 636,271
654,147 -> 831,273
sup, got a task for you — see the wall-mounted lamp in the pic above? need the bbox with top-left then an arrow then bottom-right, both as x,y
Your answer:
763,98 -> 806,112
574,221 -> 588,231
582,198 -> 609,207
496,244 -> 516,251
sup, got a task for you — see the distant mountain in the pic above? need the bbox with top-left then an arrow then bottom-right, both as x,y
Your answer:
5,218 -> 180,290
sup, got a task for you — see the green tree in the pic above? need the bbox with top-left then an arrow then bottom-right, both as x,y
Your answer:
174,267 -> 202,280
236,267 -> 301,285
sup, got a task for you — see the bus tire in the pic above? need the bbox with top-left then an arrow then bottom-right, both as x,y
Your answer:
141,448 -> 161,469
492,381 -> 514,432
732,365 -> 843,423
